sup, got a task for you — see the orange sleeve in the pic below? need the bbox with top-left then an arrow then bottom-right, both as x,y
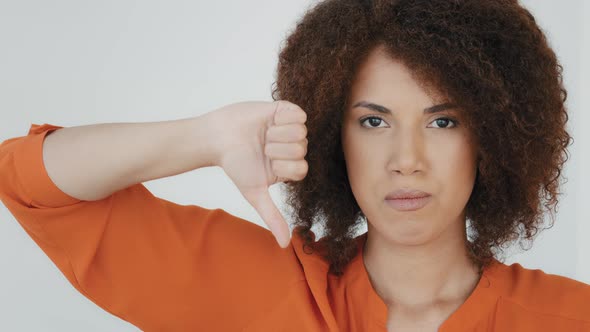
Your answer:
0,124 -> 303,331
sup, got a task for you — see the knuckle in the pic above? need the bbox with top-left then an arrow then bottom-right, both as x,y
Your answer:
301,111 -> 307,123
285,102 -> 307,123
295,145 -> 306,158
299,126 -> 307,140
297,162 -> 309,179
289,163 -> 300,179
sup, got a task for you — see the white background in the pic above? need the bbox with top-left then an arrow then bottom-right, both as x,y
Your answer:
0,0 -> 588,330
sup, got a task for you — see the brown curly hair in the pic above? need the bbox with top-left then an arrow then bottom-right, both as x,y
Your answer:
270,0 -> 572,276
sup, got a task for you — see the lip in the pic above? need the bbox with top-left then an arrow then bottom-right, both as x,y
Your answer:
386,189 -> 432,200
385,188 -> 432,212
385,196 -> 432,212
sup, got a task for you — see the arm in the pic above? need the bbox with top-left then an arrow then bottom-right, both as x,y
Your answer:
0,100 -> 308,329
41,112 -> 221,201
0,121 -> 298,330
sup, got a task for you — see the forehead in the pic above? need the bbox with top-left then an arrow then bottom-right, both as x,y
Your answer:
347,46 -> 448,110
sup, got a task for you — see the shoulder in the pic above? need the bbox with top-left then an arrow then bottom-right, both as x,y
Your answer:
486,259 -> 590,324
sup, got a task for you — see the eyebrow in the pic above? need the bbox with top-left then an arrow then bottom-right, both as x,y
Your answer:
352,101 -> 458,115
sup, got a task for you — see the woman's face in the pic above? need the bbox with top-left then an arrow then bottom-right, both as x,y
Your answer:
341,46 -> 479,246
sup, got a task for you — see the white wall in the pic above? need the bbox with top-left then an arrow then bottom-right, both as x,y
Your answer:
0,1 -> 587,330
575,0 -> 590,284
502,0 -> 588,284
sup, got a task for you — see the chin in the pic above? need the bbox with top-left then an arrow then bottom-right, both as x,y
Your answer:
378,219 -> 437,246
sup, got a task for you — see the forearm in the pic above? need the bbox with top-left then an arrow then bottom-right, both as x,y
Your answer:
42,112 -> 220,201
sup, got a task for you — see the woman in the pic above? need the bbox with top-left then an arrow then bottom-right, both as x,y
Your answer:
0,0 -> 588,331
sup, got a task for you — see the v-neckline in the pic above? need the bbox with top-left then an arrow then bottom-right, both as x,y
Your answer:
350,232 -> 501,331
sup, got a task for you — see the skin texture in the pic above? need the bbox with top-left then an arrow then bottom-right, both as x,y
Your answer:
272,0 -> 572,278
341,44 -> 481,330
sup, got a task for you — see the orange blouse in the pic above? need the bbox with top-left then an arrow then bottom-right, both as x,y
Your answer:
1,123 -> 589,332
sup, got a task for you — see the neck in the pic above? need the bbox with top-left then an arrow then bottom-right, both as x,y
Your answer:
362,219 -> 481,311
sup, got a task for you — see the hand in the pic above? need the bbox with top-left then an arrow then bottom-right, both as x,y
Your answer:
213,100 -> 308,248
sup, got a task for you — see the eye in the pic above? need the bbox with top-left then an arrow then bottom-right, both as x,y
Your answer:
359,116 -> 388,128
359,116 -> 459,129
429,117 -> 458,129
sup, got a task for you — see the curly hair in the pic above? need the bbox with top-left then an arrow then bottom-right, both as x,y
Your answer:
270,0 -> 572,276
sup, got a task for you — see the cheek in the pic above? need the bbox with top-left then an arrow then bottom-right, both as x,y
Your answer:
343,131 -> 372,171
343,140 -> 383,202
431,132 -> 477,171
434,141 -> 478,199
344,144 -> 371,186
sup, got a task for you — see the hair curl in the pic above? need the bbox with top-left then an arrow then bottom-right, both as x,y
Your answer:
271,0 -> 572,276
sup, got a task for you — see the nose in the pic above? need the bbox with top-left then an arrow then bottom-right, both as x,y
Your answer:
388,130 -> 426,176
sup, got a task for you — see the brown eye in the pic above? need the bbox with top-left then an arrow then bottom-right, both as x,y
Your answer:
360,116 -> 387,128
430,118 -> 458,129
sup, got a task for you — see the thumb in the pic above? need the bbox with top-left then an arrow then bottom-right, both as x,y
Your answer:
243,188 -> 291,248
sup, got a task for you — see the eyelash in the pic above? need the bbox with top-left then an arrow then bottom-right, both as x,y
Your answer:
359,116 -> 459,129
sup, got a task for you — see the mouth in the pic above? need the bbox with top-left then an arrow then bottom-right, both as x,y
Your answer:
385,195 -> 432,212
